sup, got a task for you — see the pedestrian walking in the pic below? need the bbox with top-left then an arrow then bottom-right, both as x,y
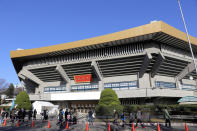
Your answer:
33,109 -> 37,120
72,109 -> 77,124
120,112 -> 125,127
10,109 -> 15,123
135,108 -> 145,128
113,111 -> 119,125
5,111 -> 9,119
28,110 -> 32,121
22,109 -> 26,122
129,112 -> 135,126
64,109 -> 68,122
18,108 -> 23,122
88,109 -> 93,125
163,107 -> 171,128
0,108 -> 5,124
56,109 -> 64,128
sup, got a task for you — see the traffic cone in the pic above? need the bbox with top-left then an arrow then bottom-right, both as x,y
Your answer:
16,120 -> 19,127
185,122 -> 189,131
3,119 -> 6,126
157,122 -> 161,131
132,122 -> 135,131
108,122 -> 111,131
46,120 -> 50,128
86,122 -> 89,131
31,120 -> 35,128
65,121 -> 69,130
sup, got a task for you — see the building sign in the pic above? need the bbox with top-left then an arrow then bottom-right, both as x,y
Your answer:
74,74 -> 92,83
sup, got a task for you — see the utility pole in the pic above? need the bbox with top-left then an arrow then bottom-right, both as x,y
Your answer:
177,0 -> 197,74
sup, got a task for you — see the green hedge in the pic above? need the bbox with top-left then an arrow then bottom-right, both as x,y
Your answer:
123,104 -> 197,115
0,106 -> 11,111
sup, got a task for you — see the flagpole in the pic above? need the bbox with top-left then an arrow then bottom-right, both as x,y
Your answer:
177,0 -> 197,74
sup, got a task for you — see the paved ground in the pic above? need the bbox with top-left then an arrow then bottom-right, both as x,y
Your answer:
1,120 -> 197,131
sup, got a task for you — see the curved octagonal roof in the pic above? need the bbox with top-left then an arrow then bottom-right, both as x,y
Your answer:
10,21 -> 197,59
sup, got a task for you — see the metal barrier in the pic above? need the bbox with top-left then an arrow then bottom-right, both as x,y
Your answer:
1,118 -> 196,128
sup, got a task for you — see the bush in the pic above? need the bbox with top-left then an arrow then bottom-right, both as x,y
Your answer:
0,106 -> 11,111
123,104 -> 197,116
95,105 -> 113,117
15,91 -> 32,110
96,88 -> 123,116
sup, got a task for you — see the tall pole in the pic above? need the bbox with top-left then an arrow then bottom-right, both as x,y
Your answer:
177,0 -> 197,74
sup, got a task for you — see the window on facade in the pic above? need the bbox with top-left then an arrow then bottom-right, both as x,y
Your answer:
104,81 -> 138,90
44,86 -> 66,92
71,84 -> 99,92
155,81 -> 176,88
181,84 -> 196,91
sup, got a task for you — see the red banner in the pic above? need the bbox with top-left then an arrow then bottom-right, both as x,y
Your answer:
74,74 -> 92,83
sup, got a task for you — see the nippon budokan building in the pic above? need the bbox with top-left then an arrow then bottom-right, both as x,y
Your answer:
10,21 -> 197,111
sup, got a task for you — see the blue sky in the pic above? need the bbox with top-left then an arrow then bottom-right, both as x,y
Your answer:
0,0 -> 197,85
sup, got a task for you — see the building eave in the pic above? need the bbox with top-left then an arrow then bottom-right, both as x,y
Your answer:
10,21 -> 197,59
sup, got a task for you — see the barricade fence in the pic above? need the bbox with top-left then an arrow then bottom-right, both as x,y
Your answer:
0,118 -> 196,128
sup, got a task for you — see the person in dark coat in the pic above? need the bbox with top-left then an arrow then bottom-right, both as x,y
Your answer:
43,109 -> 48,120
22,109 -> 26,122
56,109 -> 64,128
64,109 -> 68,122
33,109 -> 37,120
28,110 -> 32,121
5,111 -> 9,119
88,110 -> 93,125
18,109 -> 23,122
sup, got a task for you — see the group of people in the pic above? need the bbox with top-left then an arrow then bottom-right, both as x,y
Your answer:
56,109 -> 77,127
40,109 -> 48,121
117,107 -> 171,128
0,108 -> 37,124
1,106 -> 171,128
118,108 -> 146,128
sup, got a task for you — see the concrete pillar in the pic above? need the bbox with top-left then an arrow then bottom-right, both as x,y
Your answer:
139,53 -> 152,78
139,73 -> 151,89
91,60 -> 103,81
98,81 -> 104,91
175,79 -> 182,90
56,65 -> 70,83
151,52 -> 165,77
18,68 -> 44,85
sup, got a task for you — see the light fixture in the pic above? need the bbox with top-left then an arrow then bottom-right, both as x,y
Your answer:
189,76 -> 193,80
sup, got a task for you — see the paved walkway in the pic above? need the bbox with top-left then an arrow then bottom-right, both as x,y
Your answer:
1,120 -> 197,131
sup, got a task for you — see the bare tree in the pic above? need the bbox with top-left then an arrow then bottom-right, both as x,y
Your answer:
0,78 -> 9,90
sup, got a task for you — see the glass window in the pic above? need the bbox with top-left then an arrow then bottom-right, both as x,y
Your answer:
72,86 -> 78,90
104,81 -> 137,90
120,82 -> 128,87
62,87 -> 66,91
56,87 -> 62,91
155,81 -> 176,88
181,84 -> 196,91
71,84 -> 99,91
104,83 -> 111,88
44,86 -> 66,92
44,87 -> 50,92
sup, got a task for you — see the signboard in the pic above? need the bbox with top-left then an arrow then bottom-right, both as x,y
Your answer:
74,74 -> 92,83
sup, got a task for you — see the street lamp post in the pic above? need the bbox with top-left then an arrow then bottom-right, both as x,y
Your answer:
177,0 -> 197,74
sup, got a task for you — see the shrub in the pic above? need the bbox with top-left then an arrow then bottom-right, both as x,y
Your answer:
15,91 -> 32,110
96,88 -> 123,116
